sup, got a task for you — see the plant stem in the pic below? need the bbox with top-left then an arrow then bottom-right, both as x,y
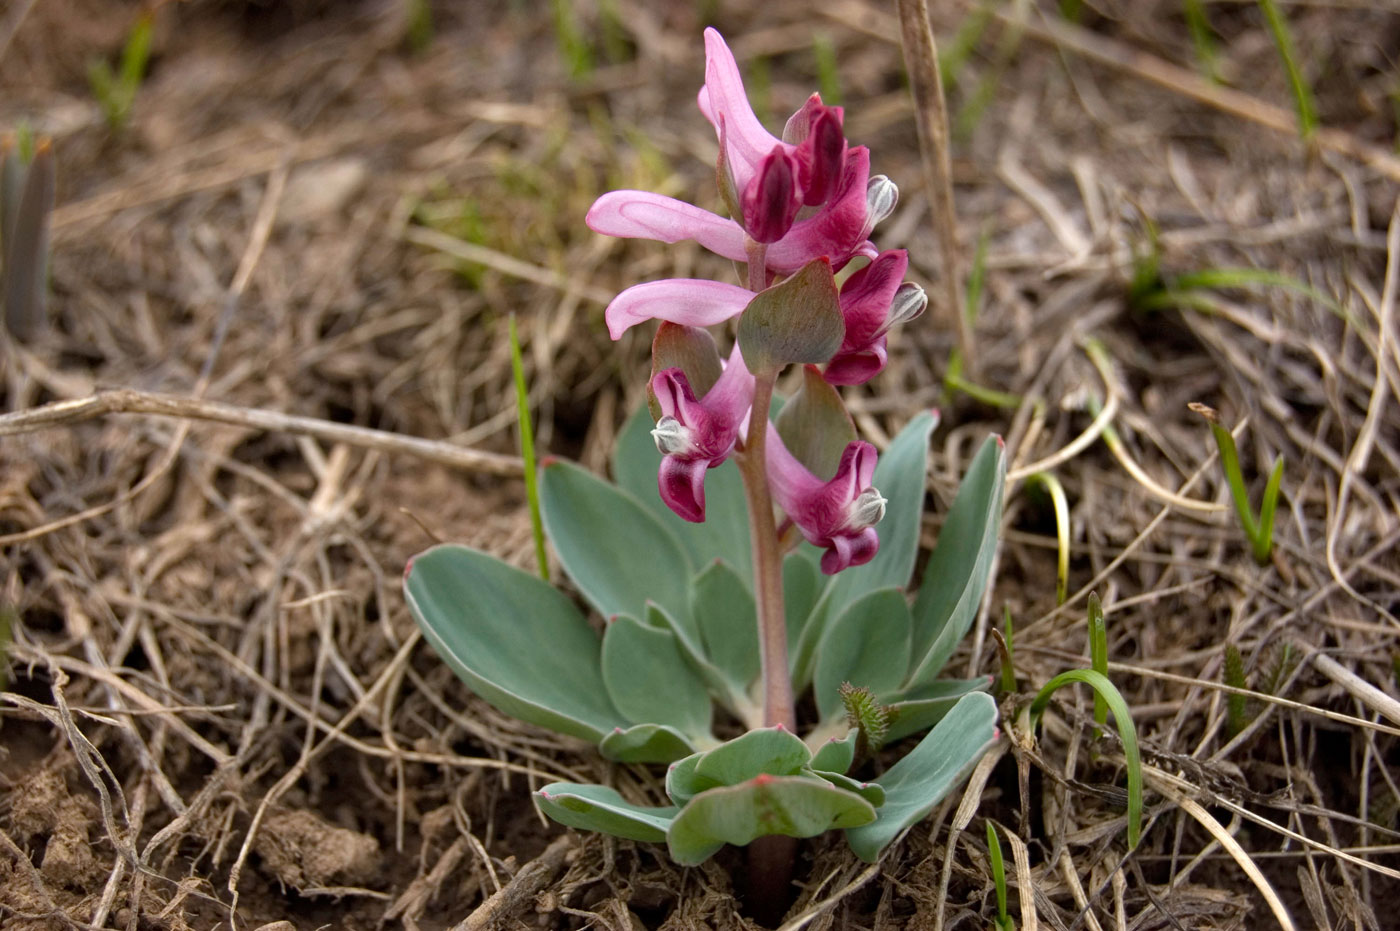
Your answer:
738,371 -> 795,731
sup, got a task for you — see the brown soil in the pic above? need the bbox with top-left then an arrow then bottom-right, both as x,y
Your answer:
1,0 -> 1397,929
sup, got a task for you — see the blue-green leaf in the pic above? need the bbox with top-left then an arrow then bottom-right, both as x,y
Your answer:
599,724 -> 698,764
845,692 -> 998,862
536,783 -> 677,842
613,404 -> 752,586
811,769 -> 885,807
812,588 -> 912,721
906,435 -> 1006,687
792,411 -> 939,688
541,458 -> 692,624
883,676 -> 994,743
692,725 -> 812,785
404,545 -> 626,742
602,614 -> 712,740
808,728 -> 858,774
668,775 -> 876,865
690,561 -> 760,704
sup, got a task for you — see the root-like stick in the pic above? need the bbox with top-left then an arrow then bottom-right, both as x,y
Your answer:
449,834 -> 575,931
895,0 -> 973,376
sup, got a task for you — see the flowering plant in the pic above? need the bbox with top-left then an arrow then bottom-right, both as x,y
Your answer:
405,30 -> 1005,878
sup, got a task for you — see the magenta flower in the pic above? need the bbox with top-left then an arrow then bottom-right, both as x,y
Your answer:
587,28 -> 889,274
826,249 -> 928,386
651,345 -> 756,522
766,427 -> 886,574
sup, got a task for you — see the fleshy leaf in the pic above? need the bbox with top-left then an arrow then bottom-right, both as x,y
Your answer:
812,770 -> 885,807
812,588 -> 912,721
737,257 -> 844,374
535,783 -> 678,842
613,403 -> 752,588
541,458 -> 693,625
643,601 -> 736,712
792,411 -> 938,688
667,775 -> 876,865
906,436 -> 1006,687
600,724 -> 699,764
404,545 -> 626,742
775,364 -> 857,479
692,725 -> 812,785
666,750 -> 719,806
808,728 -> 858,774
783,550 -> 823,652
602,614 -> 712,740
690,561 -> 760,707
845,692 -> 998,862
883,677 -> 994,744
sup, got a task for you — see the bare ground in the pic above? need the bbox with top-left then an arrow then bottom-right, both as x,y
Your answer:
0,0 -> 1397,928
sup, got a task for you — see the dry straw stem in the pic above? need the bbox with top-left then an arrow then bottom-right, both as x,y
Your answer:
0,388 -> 523,478
894,0 -> 975,376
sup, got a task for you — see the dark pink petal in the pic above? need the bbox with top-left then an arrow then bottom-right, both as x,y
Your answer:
765,147 -> 872,273
838,250 -> 908,348
742,146 -> 803,244
658,455 -> 709,523
824,341 -> 888,386
604,278 -> 752,339
820,527 -> 879,575
795,106 -> 847,207
587,191 -> 747,262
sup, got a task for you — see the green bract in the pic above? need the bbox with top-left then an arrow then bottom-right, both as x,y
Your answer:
405,406 -> 1007,864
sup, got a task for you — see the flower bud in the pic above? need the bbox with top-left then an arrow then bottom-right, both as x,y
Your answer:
864,175 -> 898,233
878,282 -> 927,335
741,146 -> 802,244
797,106 -> 847,207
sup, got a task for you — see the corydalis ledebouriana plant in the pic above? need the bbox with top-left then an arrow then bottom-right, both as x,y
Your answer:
588,28 -> 925,574
403,27 -> 1006,879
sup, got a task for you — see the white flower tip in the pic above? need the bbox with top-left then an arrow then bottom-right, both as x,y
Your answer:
651,416 -> 694,456
880,282 -> 927,335
866,175 -> 898,227
845,488 -> 887,530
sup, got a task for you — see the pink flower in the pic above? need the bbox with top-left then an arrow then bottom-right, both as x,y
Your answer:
766,427 -> 886,574
825,250 -> 927,386
651,345 -> 756,522
587,29 -> 889,274
586,147 -> 878,275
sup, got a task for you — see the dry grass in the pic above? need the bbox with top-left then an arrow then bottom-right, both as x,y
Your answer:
0,0 -> 1397,928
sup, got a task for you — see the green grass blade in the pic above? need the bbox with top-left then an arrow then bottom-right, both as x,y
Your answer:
509,315 -> 548,580
1205,419 -> 1260,541
1183,0 -> 1221,83
1030,668 -> 1142,848
120,13 -> 154,94
813,32 -> 841,106
1257,0 -> 1317,140
1254,456 -> 1285,566
1027,472 -> 1069,605
1223,644 -> 1250,737
1087,592 -> 1108,735
987,821 -> 1012,929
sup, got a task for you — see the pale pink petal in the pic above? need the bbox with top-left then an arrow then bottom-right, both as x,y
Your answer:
702,342 -> 757,427
604,278 -> 752,339
697,28 -> 784,190
586,191 -> 747,262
